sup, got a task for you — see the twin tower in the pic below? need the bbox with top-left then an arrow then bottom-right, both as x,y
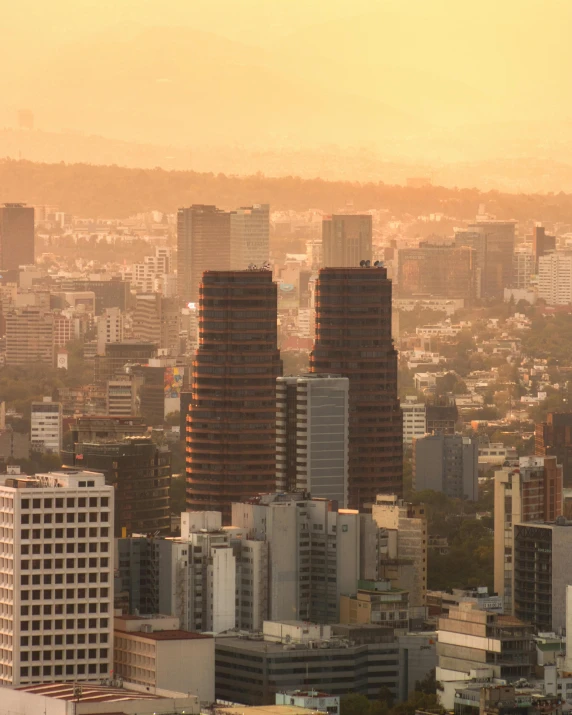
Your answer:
184,265 -> 402,522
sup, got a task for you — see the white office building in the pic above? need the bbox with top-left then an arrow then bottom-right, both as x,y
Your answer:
402,396 -> 426,445
276,375 -> 349,507
0,470 -> 114,686
30,397 -> 62,453
539,252 -> 572,305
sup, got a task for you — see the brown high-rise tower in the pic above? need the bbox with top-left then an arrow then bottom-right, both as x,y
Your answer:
309,265 -> 402,509
0,203 -> 34,271
185,270 -> 282,521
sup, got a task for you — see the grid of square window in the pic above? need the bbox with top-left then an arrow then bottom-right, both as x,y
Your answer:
0,487 -> 114,686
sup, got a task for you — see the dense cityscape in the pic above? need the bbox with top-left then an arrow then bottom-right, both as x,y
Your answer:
4,0 -> 572,713
1,190 -> 572,715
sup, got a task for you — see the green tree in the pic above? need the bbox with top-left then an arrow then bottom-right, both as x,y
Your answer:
341,694 -> 372,715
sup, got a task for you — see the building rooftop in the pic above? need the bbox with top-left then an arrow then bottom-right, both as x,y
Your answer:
0,470 -> 107,489
495,615 -> 529,627
215,635 -> 352,653
15,682 -> 162,702
116,628 -> 212,641
217,706 -> 327,715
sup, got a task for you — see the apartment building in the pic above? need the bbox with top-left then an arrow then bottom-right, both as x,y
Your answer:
538,252 -> 572,305
116,515 -> 268,633
156,514 -> 237,634
536,412 -> 572,487
96,307 -> 124,356
402,397 -> 427,445
368,495 -> 427,611
513,520 -> 572,633
437,601 -> 534,688
493,456 -> 562,613
5,306 -> 54,366
232,494 -> 361,624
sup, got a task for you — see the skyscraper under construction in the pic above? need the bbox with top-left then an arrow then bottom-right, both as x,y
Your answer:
185,270 -> 282,522
310,265 -> 402,509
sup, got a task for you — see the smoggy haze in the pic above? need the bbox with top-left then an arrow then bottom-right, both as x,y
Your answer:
1,0 -> 571,180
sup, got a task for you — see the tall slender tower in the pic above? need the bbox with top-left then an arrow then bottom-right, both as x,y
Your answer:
186,270 -> 282,522
310,265 -> 402,509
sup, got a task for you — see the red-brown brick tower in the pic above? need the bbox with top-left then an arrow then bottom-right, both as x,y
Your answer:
185,270 -> 282,522
309,265 -> 402,509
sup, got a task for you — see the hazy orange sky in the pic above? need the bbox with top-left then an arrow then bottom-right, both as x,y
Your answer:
1,0 -> 571,162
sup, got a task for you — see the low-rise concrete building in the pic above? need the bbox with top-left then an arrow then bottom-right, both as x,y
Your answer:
340,579 -> 409,629
114,614 -> 214,703
215,620 -> 403,705
276,690 -> 340,715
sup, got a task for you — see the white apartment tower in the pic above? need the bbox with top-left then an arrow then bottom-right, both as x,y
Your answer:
157,512 -> 236,634
0,470 -> 114,687
96,307 -> 124,356
133,248 -> 174,294
30,397 -> 62,453
230,204 -> 270,270
231,494 -> 360,624
538,252 -> 572,305
276,375 -> 349,507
